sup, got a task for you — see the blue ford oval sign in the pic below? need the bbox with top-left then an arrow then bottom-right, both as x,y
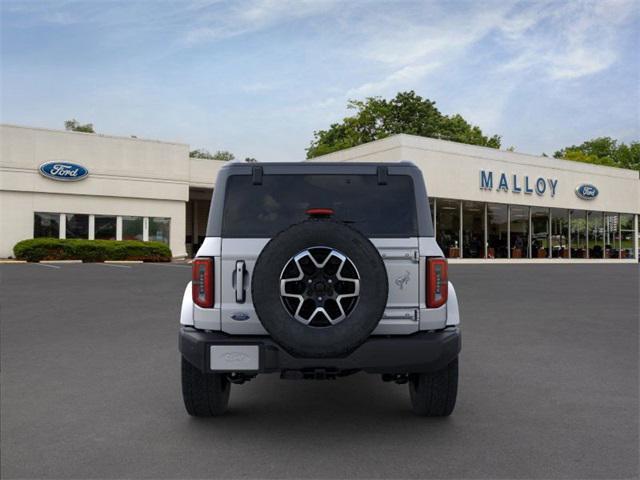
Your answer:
39,161 -> 89,182
575,184 -> 598,200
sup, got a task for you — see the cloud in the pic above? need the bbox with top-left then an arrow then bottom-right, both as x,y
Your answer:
182,0 -> 340,44
347,63 -> 440,97
499,0 -> 637,79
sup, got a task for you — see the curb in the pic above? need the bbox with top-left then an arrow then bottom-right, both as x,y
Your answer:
40,260 -> 82,264
0,260 -> 27,264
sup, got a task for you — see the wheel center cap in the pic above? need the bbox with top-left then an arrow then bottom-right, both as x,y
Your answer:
313,281 -> 327,294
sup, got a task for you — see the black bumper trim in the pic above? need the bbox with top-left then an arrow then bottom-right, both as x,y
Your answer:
180,327 -> 461,374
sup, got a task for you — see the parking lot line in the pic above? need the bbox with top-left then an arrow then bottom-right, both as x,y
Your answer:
95,263 -> 131,269
35,263 -> 61,269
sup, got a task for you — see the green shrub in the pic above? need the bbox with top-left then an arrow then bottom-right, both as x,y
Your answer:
13,238 -> 172,262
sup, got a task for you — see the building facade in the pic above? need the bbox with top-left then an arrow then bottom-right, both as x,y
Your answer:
0,124 -> 224,258
313,134 -> 639,262
1,126 -> 638,262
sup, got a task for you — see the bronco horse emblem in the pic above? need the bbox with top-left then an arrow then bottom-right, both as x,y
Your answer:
394,270 -> 411,290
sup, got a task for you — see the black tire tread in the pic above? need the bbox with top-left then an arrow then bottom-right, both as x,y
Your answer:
181,358 -> 230,417
409,357 -> 458,417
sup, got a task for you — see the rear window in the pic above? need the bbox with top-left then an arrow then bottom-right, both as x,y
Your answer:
222,174 -> 418,237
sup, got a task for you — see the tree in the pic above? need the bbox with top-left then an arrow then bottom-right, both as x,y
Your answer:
554,137 -> 640,171
64,119 -> 94,133
306,91 -> 501,158
189,149 -> 236,161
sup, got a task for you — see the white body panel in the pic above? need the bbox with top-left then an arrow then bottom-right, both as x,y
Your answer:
184,235 -> 460,335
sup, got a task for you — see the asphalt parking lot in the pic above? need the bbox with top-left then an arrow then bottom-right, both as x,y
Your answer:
1,263 -> 638,479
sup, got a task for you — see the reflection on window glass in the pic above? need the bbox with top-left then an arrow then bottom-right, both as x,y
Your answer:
487,203 -> 508,259
603,213 -> 619,259
95,215 -> 117,240
510,206 -> 529,258
551,209 -> 569,258
620,214 -> 635,259
462,201 -> 484,258
588,211 -> 604,258
531,207 -> 549,259
571,210 -> 587,258
34,212 -> 59,238
436,199 -> 460,258
222,174 -> 417,237
122,216 -> 143,241
149,217 -> 170,244
66,214 -> 89,239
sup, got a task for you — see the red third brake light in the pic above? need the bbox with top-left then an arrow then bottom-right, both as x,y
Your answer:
192,258 -> 214,308
305,208 -> 334,217
427,258 -> 448,308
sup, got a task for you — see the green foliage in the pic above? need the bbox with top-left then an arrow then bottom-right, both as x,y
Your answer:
554,137 -> 640,171
13,238 -> 171,262
307,91 -> 501,158
64,119 -> 95,133
190,149 -> 236,161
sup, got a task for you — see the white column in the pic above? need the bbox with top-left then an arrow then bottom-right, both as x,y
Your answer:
88,215 -> 95,240
634,214 -> 639,260
59,213 -> 66,239
116,216 -> 123,241
459,201 -> 463,259
143,217 -> 149,242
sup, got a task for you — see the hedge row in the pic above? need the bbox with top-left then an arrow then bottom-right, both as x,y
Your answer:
13,238 -> 172,262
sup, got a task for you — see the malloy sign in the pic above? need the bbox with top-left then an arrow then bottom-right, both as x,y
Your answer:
480,170 -> 558,197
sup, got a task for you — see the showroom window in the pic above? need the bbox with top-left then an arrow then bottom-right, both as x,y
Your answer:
620,214 -> 636,259
571,210 -> 587,258
603,213 -> 619,258
588,211 -> 604,258
487,203 -> 508,259
149,217 -> 170,244
510,206 -> 529,258
34,212 -> 60,238
462,201 -> 484,258
531,207 -> 550,259
66,214 -> 89,239
122,216 -> 143,241
436,199 -> 460,258
551,209 -> 570,258
95,215 -> 117,240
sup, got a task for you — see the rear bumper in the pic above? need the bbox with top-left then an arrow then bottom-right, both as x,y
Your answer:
179,327 -> 461,374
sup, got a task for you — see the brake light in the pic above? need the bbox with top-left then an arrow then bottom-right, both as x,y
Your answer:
427,258 -> 448,308
192,258 -> 214,308
306,208 -> 334,217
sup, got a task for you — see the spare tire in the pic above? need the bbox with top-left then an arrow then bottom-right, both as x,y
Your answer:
252,219 -> 388,358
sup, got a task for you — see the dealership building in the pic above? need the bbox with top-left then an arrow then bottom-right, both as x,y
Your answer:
1,124 -> 638,262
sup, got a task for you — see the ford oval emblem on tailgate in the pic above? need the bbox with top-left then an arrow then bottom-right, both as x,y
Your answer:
231,312 -> 250,321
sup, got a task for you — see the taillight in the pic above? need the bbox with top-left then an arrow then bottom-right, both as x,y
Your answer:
427,258 -> 448,308
192,258 -> 214,308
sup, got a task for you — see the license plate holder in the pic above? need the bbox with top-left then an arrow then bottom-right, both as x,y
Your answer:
209,345 -> 259,371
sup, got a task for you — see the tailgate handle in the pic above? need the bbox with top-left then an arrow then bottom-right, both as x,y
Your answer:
235,260 -> 246,303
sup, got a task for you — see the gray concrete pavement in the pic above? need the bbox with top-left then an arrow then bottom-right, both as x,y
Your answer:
1,263 -> 638,479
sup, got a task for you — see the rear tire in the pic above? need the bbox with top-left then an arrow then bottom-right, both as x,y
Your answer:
409,357 -> 458,417
181,358 -> 230,417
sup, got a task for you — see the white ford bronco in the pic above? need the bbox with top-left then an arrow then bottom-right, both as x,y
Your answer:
179,162 -> 461,416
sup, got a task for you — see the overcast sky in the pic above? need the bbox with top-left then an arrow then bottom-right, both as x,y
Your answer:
2,0 -> 639,161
